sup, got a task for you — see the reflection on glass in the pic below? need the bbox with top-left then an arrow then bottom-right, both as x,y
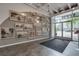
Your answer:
53,9 -> 79,41
63,22 -> 71,38
55,16 -> 62,23
73,17 -> 79,41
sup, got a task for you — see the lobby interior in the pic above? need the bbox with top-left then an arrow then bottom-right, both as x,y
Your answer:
0,3 -> 79,56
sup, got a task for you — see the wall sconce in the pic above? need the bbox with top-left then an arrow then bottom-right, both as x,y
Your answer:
35,17 -> 40,23
21,13 -> 26,16
36,20 -> 39,23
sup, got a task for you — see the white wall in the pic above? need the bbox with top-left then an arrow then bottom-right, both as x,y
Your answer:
0,3 -> 49,25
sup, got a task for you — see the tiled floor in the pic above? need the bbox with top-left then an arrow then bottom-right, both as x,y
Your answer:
63,41 -> 79,56
0,39 -> 79,56
0,42 -> 63,56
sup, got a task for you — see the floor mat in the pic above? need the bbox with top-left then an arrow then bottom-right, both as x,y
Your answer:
41,39 -> 70,53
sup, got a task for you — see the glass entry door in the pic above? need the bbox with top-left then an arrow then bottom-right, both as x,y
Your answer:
55,21 -> 72,40
63,21 -> 72,39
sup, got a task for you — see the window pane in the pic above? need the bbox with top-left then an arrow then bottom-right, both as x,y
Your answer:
54,16 -> 62,22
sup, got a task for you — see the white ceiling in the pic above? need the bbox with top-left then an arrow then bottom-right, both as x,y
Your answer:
26,3 -> 79,16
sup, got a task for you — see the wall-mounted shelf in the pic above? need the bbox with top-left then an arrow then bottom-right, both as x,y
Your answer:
0,11 -> 50,48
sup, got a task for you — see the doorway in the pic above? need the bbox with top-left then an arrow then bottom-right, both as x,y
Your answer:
55,21 -> 72,41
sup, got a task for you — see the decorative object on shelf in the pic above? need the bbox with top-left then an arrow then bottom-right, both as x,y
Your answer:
9,10 -> 50,39
24,24 -> 33,29
17,34 -> 22,38
24,27 -> 27,29
15,25 -> 19,27
17,16 -> 21,21
11,12 -> 18,17
15,22 -> 24,28
9,28 -> 14,35
1,28 -> 6,38
19,24 -> 23,28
